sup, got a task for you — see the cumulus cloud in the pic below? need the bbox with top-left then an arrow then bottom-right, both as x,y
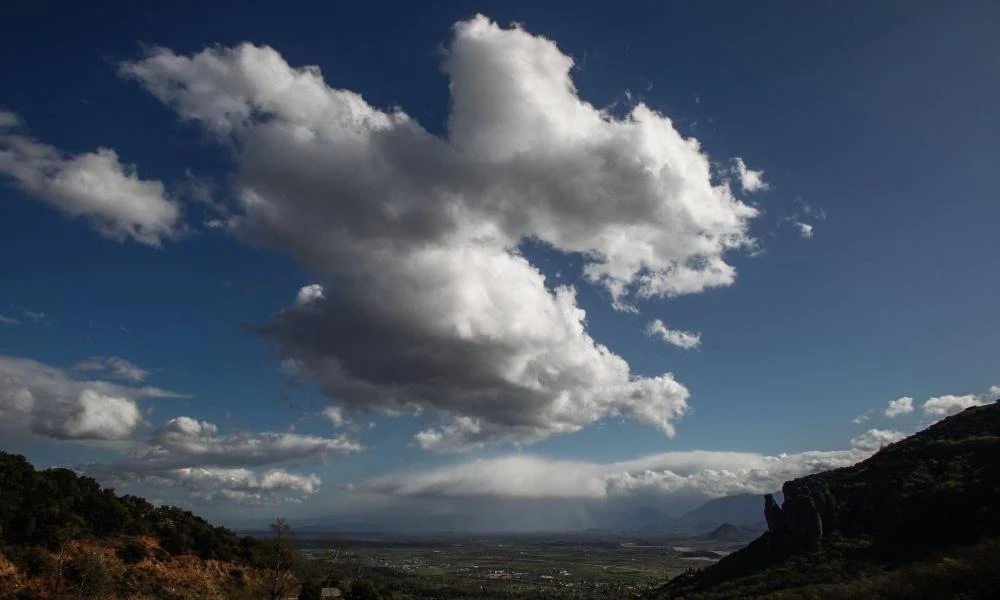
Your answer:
885,396 -> 914,418
733,157 -> 768,193
849,428 -> 905,451
0,355 -> 187,441
796,222 -> 814,238
73,356 -> 150,382
122,16 -> 766,449
645,319 -> 701,350
922,394 -> 984,417
0,113 -> 181,245
989,385 -> 1000,398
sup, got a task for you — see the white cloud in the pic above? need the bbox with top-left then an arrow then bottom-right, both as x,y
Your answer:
295,283 -> 324,305
0,113 -> 181,245
0,314 -> 20,326
320,406 -> 347,427
989,385 -> 999,398
355,428 -> 899,506
0,355 -> 187,441
885,396 -> 914,418
117,415 -> 363,469
0,110 -> 21,128
645,319 -> 701,350
80,414 -> 358,504
34,390 -> 143,441
73,356 -> 150,382
852,409 -> 872,425
922,394 -> 984,417
849,428 -> 905,452
796,222 -> 814,238
122,16 -> 767,450
733,157 -> 768,193
95,465 -> 321,504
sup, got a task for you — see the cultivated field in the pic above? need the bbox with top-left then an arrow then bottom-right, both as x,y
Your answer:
297,532 -> 750,598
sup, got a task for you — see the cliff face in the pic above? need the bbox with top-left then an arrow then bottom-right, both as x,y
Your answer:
660,403 -> 1000,599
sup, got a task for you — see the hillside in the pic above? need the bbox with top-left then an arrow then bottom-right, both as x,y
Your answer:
659,402 -> 1000,599
0,452 -> 281,600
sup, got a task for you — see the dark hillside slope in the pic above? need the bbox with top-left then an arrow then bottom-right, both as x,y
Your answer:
660,402 -> 1000,599
0,451 -> 273,598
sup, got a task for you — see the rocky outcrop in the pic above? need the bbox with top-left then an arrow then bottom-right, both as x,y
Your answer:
763,481 -> 828,546
783,494 -> 823,543
662,404 -> 1000,599
763,494 -> 784,535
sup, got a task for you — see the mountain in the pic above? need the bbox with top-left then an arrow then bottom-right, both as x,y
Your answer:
668,493 -> 779,535
659,402 -> 1000,599
706,523 -> 758,542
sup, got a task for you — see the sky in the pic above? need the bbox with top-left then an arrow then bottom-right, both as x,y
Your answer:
1,0 -> 998,530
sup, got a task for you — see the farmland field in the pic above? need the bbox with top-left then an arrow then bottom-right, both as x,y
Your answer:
293,532 -> 751,598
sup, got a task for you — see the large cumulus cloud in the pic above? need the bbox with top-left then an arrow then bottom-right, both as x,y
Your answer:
121,15 -> 764,450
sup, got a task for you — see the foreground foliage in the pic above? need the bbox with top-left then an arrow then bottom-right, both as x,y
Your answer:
0,451 -> 391,599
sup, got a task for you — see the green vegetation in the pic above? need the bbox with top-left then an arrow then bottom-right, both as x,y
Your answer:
0,451 -> 264,563
0,451 -> 388,599
659,403 -> 1000,599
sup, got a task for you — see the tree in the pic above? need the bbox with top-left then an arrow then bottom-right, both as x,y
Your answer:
49,524 -> 80,598
67,553 -> 110,600
261,518 -> 299,600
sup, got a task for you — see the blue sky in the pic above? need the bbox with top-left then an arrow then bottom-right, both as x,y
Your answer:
1,0 -> 997,529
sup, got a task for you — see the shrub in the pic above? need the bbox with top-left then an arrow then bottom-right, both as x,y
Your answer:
119,540 -> 149,565
7,545 -> 53,577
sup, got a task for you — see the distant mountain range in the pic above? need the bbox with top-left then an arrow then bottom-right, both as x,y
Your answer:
666,493 -> 776,535
659,402 -> 1000,599
287,493 -> 776,537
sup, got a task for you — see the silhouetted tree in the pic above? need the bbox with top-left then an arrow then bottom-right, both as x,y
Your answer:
261,518 -> 299,600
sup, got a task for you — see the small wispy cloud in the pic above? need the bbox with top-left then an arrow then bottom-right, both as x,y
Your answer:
73,355 -> 150,382
0,314 -> 20,326
733,157 -> 768,193
23,310 -> 46,323
645,319 -> 701,350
